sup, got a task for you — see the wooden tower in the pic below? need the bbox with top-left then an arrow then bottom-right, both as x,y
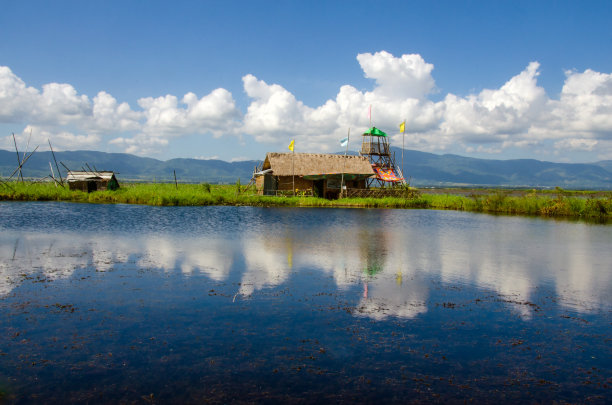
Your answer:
359,127 -> 406,187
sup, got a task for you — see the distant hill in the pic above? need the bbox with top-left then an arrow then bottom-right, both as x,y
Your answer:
1,148 -> 611,189
0,150 -> 259,184
388,147 -> 612,189
595,160 -> 612,173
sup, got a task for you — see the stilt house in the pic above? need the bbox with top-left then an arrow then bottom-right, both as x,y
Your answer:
255,153 -> 374,198
66,171 -> 120,192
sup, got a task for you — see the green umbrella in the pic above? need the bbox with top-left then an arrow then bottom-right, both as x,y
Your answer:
363,127 -> 387,137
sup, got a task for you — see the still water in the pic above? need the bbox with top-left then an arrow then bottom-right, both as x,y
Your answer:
1,202 -> 610,403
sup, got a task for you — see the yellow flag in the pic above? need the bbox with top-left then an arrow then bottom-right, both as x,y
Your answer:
399,121 -> 405,133
288,139 -> 294,151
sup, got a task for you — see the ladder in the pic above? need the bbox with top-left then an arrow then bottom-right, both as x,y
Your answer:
390,152 -> 407,186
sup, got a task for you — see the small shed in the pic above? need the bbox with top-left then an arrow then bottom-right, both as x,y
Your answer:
255,153 -> 374,198
66,171 -> 120,192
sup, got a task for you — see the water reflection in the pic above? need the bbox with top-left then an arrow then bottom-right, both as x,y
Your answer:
2,204 -> 610,319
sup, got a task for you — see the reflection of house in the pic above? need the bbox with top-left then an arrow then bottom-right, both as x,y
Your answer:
66,171 -> 120,192
255,153 -> 374,198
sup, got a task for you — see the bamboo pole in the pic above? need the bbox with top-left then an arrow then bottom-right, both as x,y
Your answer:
48,140 -> 64,186
49,162 -> 57,187
23,129 -> 32,167
12,133 -> 23,182
7,146 -> 38,181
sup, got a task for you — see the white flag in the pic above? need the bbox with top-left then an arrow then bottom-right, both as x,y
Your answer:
340,137 -> 349,148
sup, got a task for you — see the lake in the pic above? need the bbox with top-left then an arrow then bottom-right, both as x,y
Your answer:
1,202 -> 610,403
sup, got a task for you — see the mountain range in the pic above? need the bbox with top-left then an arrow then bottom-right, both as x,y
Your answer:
2,148 -> 611,189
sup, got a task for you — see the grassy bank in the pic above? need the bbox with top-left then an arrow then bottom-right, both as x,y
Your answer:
1,182 -> 611,221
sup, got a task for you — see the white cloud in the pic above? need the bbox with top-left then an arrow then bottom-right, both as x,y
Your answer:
440,62 -> 548,147
229,156 -> 251,162
240,52 -> 443,153
2,125 -> 101,152
0,66 -> 43,122
109,135 -> 168,155
357,51 -> 436,100
548,69 -> 612,138
138,88 -> 241,138
554,138 -> 598,151
239,53 -> 612,160
0,66 -> 244,155
242,74 -> 312,141
91,91 -> 141,132
0,66 -> 91,126
2,53 -> 612,161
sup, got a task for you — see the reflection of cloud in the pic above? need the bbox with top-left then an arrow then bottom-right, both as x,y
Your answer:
356,276 -> 428,320
239,237 -> 290,296
0,232 -> 234,296
240,212 -> 611,318
0,233 -> 89,286
547,225 -> 612,312
138,237 -> 234,281
2,211 -> 609,319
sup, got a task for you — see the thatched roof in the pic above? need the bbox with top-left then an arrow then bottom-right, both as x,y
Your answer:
66,171 -> 116,182
262,153 -> 374,177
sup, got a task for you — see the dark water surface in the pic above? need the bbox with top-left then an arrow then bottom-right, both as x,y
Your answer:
1,202 -> 610,403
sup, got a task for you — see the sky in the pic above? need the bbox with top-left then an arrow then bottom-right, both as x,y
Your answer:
1,0 -> 611,163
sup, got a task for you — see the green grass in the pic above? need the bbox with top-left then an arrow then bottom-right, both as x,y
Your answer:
1,181 -> 611,221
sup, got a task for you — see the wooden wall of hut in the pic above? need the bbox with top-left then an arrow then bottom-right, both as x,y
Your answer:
256,175 -> 367,199
67,177 -> 119,193
68,180 -> 98,193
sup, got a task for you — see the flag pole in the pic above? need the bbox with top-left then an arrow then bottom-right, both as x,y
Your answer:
288,139 -> 295,196
341,128 -> 350,198
292,147 -> 295,197
402,119 -> 405,186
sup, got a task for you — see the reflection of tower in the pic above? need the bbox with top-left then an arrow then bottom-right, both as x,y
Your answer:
358,227 -> 387,277
359,127 -> 406,187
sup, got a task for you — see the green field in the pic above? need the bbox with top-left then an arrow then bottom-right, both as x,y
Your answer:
1,181 -> 611,221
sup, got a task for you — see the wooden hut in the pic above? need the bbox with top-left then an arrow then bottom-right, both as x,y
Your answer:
255,153 -> 374,198
66,171 -> 120,192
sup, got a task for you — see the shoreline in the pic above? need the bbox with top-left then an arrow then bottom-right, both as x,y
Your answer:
1,182 -> 611,222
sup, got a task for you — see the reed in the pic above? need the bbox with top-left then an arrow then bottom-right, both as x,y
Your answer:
1,181 -> 610,221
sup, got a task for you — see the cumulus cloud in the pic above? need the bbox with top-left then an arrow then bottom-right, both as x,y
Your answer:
139,88 -> 241,138
109,135 -> 168,155
549,69 -> 612,138
0,66 -> 45,122
0,66 -> 91,126
8,125 -> 101,151
0,66 -> 242,155
240,51 -> 443,153
239,52 -> 612,160
91,91 -> 141,133
2,52 -> 612,161
440,62 -> 548,147
357,51 -> 436,100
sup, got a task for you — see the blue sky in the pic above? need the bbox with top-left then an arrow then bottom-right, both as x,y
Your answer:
1,0 -> 611,163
